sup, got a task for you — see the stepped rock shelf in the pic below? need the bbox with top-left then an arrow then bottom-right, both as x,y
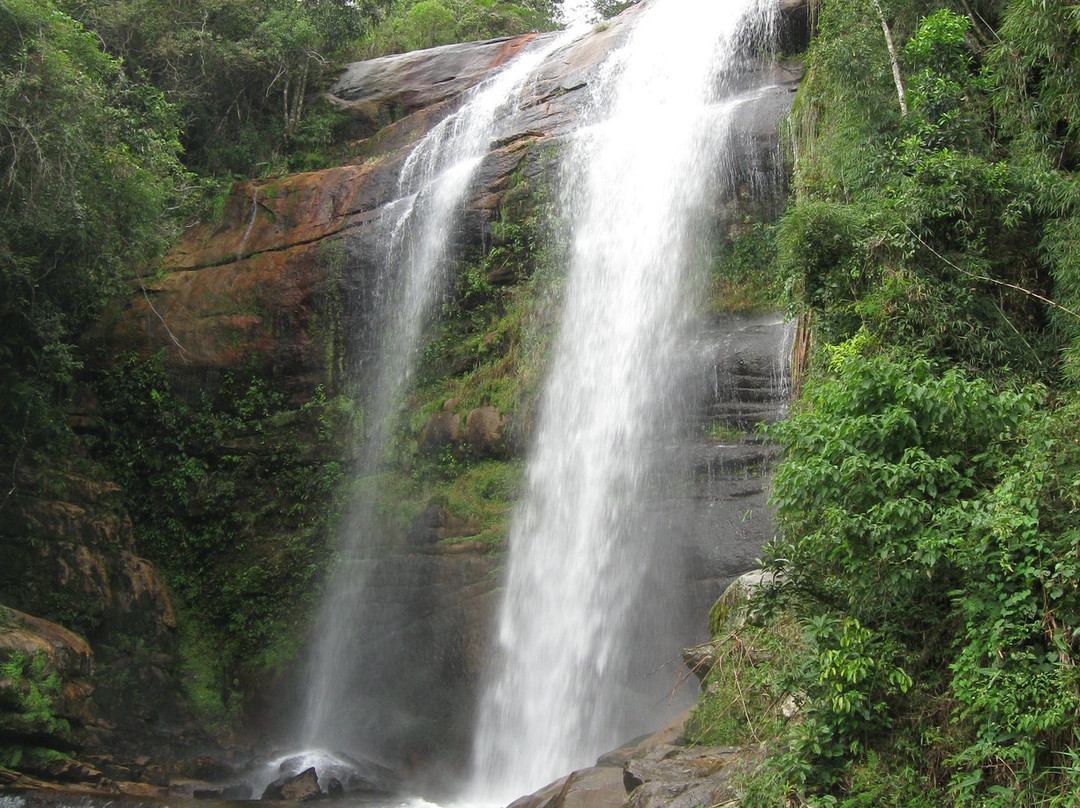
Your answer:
2,0 -> 806,802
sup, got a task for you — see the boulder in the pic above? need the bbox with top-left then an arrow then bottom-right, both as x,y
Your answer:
262,766 -> 323,801
269,751 -> 395,796
499,706 -> 765,808
623,747 -> 763,808
0,607 -> 96,750
465,405 -> 507,457
708,569 -> 776,637
328,35 -> 541,136
0,606 -> 93,678
418,410 -> 462,454
506,767 -> 626,808
506,773 -> 571,808
683,570 -> 777,682
560,766 -> 627,808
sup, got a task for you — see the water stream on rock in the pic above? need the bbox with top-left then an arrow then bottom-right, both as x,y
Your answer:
293,25 -> 588,777
469,0 -> 778,801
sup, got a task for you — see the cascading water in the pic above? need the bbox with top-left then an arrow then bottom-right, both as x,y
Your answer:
295,27 -> 588,770
470,0 -> 778,800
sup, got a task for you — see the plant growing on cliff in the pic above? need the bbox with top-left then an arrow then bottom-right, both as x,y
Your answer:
90,353 -> 358,726
0,650 -> 69,739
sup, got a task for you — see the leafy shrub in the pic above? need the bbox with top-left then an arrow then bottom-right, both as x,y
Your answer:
766,350 -> 1038,639
904,10 -> 988,151
0,0 -> 184,473
946,399 -> 1080,804
777,200 -> 870,340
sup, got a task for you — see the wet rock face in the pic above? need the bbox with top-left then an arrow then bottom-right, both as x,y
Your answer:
288,549 -> 498,766
0,462 -> 192,772
0,466 -> 176,642
328,35 -> 541,136
640,311 -> 795,658
82,4 -> 805,780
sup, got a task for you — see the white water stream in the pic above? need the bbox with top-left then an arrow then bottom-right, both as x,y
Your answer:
298,24 -> 589,760
469,0 -> 777,801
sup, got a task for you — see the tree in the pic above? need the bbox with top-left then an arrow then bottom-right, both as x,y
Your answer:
0,0 -> 184,481
402,0 -> 456,49
56,0 -> 371,176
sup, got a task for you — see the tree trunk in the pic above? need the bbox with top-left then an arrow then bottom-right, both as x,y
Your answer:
286,62 -> 308,138
871,0 -> 908,116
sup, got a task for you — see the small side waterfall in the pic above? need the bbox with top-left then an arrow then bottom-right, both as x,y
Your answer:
470,0 -> 778,800
297,27 -> 586,765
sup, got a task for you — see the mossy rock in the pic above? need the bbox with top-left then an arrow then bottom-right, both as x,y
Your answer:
707,569 -> 775,637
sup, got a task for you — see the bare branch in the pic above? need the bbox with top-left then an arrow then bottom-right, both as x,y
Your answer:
133,265 -> 188,356
905,224 -> 1080,322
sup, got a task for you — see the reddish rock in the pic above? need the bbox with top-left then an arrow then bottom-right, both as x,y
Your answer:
117,781 -> 171,798
168,164 -> 380,272
1,467 -> 176,640
418,410 -> 463,454
465,405 -> 507,457
0,607 -> 93,677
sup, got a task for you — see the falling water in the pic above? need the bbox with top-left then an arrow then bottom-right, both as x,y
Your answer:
297,26 -> 588,764
470,0 -> 777,800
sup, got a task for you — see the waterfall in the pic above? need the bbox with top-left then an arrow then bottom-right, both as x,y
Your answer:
296,27 -> 587,766
469,0 -> 778,800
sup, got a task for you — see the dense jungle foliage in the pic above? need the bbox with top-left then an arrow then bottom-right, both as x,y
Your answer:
686,0 -> 1080,805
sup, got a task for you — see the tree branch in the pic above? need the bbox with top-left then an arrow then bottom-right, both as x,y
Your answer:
905,224 -> 1080,322
133,265 -> 188,355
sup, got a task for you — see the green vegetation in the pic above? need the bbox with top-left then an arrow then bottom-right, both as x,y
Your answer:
370,459 -> 525,550
708,219 -> 784,312
10,0 -> 1080,796
0,650 -> 72,767
0,0 -> 186,486
59,0 -> 367,179
0,0 -> 574,513
361,0 -> 559,55
0,651 -> 69,737
374,165 -> 563,549
687,0 -> 1080,804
